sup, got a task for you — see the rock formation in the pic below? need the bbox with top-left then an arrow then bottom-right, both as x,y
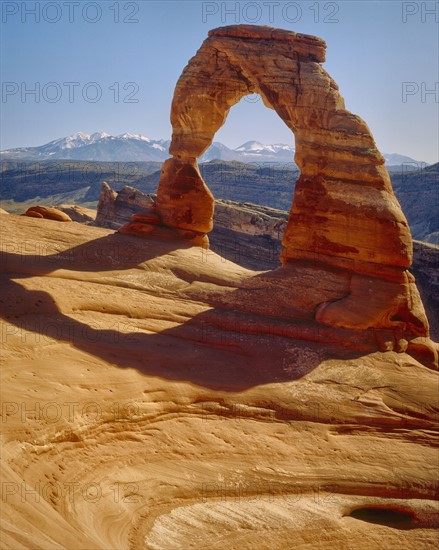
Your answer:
94,183 -> 438,349
94,182 -> 156,229
149,24 -> 435,365
95,182 -> 287,238
24,206 -> 72,222
56,204 -> 96,224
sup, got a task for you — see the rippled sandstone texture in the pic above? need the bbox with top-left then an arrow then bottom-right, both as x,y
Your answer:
0,214 -> 438,549
151,25 -> 436,366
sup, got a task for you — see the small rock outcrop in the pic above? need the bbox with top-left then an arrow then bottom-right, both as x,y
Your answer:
94,182 -> 156,229
24,206 -> 72,222
56,204 -> 96,224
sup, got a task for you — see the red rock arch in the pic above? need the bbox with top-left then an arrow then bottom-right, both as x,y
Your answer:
157,25 -> 410,269
155,25 -> 435,363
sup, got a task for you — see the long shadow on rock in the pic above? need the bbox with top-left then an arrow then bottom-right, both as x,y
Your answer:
1,274 -> 369,391
0,231 -> 183,276
0,227 -> 380,390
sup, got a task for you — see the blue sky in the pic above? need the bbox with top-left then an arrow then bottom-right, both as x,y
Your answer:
1,0 -> 438,162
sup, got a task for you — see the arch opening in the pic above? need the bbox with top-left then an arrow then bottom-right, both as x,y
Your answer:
200,94 -> 298,209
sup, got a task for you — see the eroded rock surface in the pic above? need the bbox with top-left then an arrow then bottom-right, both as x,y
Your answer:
94,182 -> 156,229
0,214 -> 438,549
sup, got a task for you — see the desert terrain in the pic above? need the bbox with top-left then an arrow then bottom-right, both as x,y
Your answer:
1,22 -> 438,550
1,213 -> 438,549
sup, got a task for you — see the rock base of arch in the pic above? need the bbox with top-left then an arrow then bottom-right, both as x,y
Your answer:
118,211 -> 437,369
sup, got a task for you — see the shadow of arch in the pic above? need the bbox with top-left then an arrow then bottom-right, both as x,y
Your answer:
1,230 -> 188,276
1,274 -> 369,392
0,222 -> 373,392
1,220 -> 436,390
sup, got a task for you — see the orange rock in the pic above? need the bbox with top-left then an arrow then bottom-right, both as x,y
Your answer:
155,24 -> 430,345
131,211 -> 161,224
157,157 -> 214,233
25,210 -> 44,218
25,206 -> 72,222
118,221 -> 156,236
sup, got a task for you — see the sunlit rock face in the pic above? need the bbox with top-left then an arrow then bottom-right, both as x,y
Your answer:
155,24 -> 436,366
24,205 -> 72,222
1,212 -> 438,550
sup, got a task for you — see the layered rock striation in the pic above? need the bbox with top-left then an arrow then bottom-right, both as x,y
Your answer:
149,24 -> 436,364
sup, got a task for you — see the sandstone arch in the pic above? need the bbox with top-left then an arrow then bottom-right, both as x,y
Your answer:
153,24 -> 435,363
157,25 -> 410,265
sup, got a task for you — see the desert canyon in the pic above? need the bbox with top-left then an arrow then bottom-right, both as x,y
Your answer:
1,25 -> 438,549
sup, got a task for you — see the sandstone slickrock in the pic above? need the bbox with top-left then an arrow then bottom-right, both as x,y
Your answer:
24,205 -> 72,222
0,213 -> 438,549
153,24 -> 436,365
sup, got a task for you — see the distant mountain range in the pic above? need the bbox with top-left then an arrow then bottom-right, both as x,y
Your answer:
0,132 -> 430,169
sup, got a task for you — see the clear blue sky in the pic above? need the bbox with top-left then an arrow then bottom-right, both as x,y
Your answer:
1,0 -> 438,162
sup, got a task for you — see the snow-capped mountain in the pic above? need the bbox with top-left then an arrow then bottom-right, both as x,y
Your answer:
199,142 -> 240,162
0,132 -> 170,162
227,140 -> 296,163
0,132 -> 428,168
383,153 -> 428,167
